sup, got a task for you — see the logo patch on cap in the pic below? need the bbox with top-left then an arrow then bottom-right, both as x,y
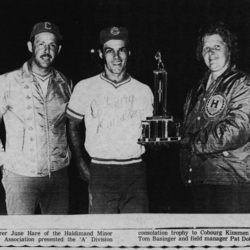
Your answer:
110,27 -> 120,35
45,22 -> 52,30
205,94 -> 226,117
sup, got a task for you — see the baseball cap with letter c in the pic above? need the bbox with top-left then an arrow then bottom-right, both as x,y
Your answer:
30,22 -> 63,40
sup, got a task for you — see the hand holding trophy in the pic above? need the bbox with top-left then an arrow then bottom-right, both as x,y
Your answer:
138,52 -> 182,146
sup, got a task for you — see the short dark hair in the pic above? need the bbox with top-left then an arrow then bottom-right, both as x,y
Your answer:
90,41 -> 131,73
196,22 -> 239,64
97,40 -> 130,66
99,40 -> 130,54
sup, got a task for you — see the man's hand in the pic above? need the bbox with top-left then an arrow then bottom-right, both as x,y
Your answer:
77,159 -> 90,182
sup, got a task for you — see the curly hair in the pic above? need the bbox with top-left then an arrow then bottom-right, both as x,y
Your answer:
196,22 -> 239,64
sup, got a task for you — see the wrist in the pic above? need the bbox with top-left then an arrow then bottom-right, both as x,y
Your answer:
0,151 -> 5,166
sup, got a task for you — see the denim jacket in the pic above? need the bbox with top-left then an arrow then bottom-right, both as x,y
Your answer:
180,67 -> 250,186
0,61 -> 72,177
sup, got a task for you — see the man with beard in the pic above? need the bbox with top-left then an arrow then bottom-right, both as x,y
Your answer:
66,26 -> 153,213
0,22 -> 72,214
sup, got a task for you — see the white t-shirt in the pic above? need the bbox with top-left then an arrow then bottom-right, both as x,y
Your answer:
67,73 -> 154,164
32,72 -> 51,97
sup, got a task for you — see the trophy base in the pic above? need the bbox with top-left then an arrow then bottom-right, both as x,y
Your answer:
138,136 -> 182,145
138,115 -> 183,145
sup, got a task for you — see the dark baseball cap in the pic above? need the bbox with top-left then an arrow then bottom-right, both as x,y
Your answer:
100,26 -> 129,45
30,22 -> 63,40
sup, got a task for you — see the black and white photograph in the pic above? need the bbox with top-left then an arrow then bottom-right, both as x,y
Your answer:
0,0 -> 250,248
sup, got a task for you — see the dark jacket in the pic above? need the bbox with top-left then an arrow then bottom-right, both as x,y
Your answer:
180,66 -> 250,186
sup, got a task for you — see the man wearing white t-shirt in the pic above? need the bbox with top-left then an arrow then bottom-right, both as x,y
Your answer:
66,26 -> 153,213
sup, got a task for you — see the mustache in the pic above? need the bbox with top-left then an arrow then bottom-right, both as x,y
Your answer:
41,53 -> 52,58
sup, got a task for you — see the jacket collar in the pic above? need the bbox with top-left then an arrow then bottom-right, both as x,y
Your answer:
21,60 -> 65,85
202,64 -> 235,88
187,65 -> 235,117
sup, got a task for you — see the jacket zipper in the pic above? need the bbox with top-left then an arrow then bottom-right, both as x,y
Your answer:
44,80 -> 51,178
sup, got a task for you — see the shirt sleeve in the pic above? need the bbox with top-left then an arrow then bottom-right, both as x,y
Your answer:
66,81 -> 87,121
191,75 -> 250,155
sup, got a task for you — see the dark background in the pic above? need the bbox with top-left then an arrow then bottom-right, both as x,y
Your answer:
0,0 -> 250,214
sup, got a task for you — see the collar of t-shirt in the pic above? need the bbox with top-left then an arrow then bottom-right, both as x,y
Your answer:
100,73 -> 131,88
32,72 -> 52,96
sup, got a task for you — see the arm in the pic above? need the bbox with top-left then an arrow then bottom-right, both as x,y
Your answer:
0,75 -> 6,166
67,118 -> 90,182
181,89 -> 194,149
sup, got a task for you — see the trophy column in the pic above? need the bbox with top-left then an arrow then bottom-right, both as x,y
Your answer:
153,70 -> 167,117
149,69 -> 171,139
138,52 -> 182,144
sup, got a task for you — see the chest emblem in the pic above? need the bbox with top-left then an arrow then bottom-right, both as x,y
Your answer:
205,94 -> 226,117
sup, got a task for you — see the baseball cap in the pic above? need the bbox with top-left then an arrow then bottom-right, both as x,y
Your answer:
30,22 -> 63,40
100,26 -> 129,45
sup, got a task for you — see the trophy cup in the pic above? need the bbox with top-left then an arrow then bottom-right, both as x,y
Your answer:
138,51 -> 182,144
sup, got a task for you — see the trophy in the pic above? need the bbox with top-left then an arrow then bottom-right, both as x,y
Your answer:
138,51 -> 182,144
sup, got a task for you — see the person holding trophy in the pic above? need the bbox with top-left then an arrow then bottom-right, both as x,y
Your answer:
180,22 -> 250,213
66,26 -> 154,213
